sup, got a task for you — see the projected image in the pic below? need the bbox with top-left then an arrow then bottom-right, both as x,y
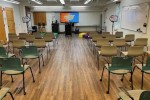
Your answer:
60,12 -> 79,23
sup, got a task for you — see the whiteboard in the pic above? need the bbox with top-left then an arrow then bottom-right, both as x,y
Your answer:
121,3 -> 149,33
76,12 -> 100,26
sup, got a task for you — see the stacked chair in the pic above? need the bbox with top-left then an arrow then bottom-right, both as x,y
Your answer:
0,32 -> 54,99
88,31 -> 150,97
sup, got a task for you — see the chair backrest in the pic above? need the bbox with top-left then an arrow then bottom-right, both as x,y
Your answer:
0,47 -> 7,56
12,40 -> 26,48
92,35 -> 103,41
106,35 -> 116,42
26,35 -> 35,42
111,57 -> 133,70
33,32 -> 42,39
115,32 -> 123,38
0,58 -> 23,71
33,39 -> 46,48
9,35 -> 18,42
88,33 -> 98,37
125,34 -> 135,42
0,42 -> 3,47
101,46 -> 117,56
128,46 -> 144,56
134,38 -> 148,46
113,39 -> 126,46
96,39 -> 109,46
21,46 -> 38,56
102,32 -> 110,38
19,33 -> 27,39
43,34 -> 53,42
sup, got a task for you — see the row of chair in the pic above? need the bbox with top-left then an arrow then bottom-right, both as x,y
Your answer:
87,32 -> 150,99
0,33 -> 57,99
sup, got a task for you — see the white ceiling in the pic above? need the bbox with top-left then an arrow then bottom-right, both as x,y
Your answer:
17,0 -> 111,6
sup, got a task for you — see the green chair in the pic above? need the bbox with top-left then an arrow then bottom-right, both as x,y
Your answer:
53,33 -> 58,45
118,87 -> 150,100
0,47 -> 15,58
0,87 -> 14,100
0,43 -> 2,47
134,57 -> 150,89
0,58 -> 35,95
100,57 -> 133,94
20,46 -> 44,73
53,33 -> 58,39
43,34 -> 53,52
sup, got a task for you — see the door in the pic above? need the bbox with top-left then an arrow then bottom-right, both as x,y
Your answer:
5,7 -> 16,34
0,7 -> 7,43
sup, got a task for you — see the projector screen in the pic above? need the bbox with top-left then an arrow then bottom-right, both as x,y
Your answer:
60,12 -> 79,23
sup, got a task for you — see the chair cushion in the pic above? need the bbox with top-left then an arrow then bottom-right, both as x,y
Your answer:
136,64 -> 150,73
147,51 -> 150,55
122,52 -> 128,56
22,55 -> 39,59
119,90 -> 145,100
8,53 -> 15,57
105,64 -> 131,74
3,65 -> 29,75
0,88 -> 10,100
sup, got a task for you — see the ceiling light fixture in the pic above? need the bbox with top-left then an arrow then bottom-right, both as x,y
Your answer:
60,0 -> 65,5
31,0 -> 43,5
84,0 -> 92,4
3,0 -> 20,4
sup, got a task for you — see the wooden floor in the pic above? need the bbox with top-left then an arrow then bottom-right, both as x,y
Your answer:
3,34 -> 150,100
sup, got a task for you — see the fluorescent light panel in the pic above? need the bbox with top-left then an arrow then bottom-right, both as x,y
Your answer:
3,0 -> 20,4
84,0 -> 92,4
31,0 -> 43,5
60,0 -> 65,4
114,0 -> 119,1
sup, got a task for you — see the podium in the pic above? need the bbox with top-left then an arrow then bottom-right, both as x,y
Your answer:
65,23 -> 72,36
52,23 -> 59,33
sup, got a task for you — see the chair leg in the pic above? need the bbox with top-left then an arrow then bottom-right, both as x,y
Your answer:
11,75 -> 14,83
117,97 -> 122,100
142,55 -> 144,66
131,71 -> 133,90
141,71 -> 144,89
100,66 -> 105,81
13,48 -> 14,53
0,72 -> 2,86
8,92 -> 14,100
48,43 -> 50,53
121,74 -> 124,82
29,67 -> 35,83
47,47 -> 49,59
107,71 -> 110,94
38,57 -> 41,73
22,72 -> 26,95
22,58 -> 24,65
97,54 -> 100,70
41,54 -> 44,66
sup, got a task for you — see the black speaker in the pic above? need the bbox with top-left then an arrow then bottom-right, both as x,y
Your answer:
52,23 -> 59,33
65,23 -> 72,36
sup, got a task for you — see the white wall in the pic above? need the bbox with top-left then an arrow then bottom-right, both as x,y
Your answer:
32,12 -> 101,32
104,0 -> 150,46
0,1 -> 26,40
